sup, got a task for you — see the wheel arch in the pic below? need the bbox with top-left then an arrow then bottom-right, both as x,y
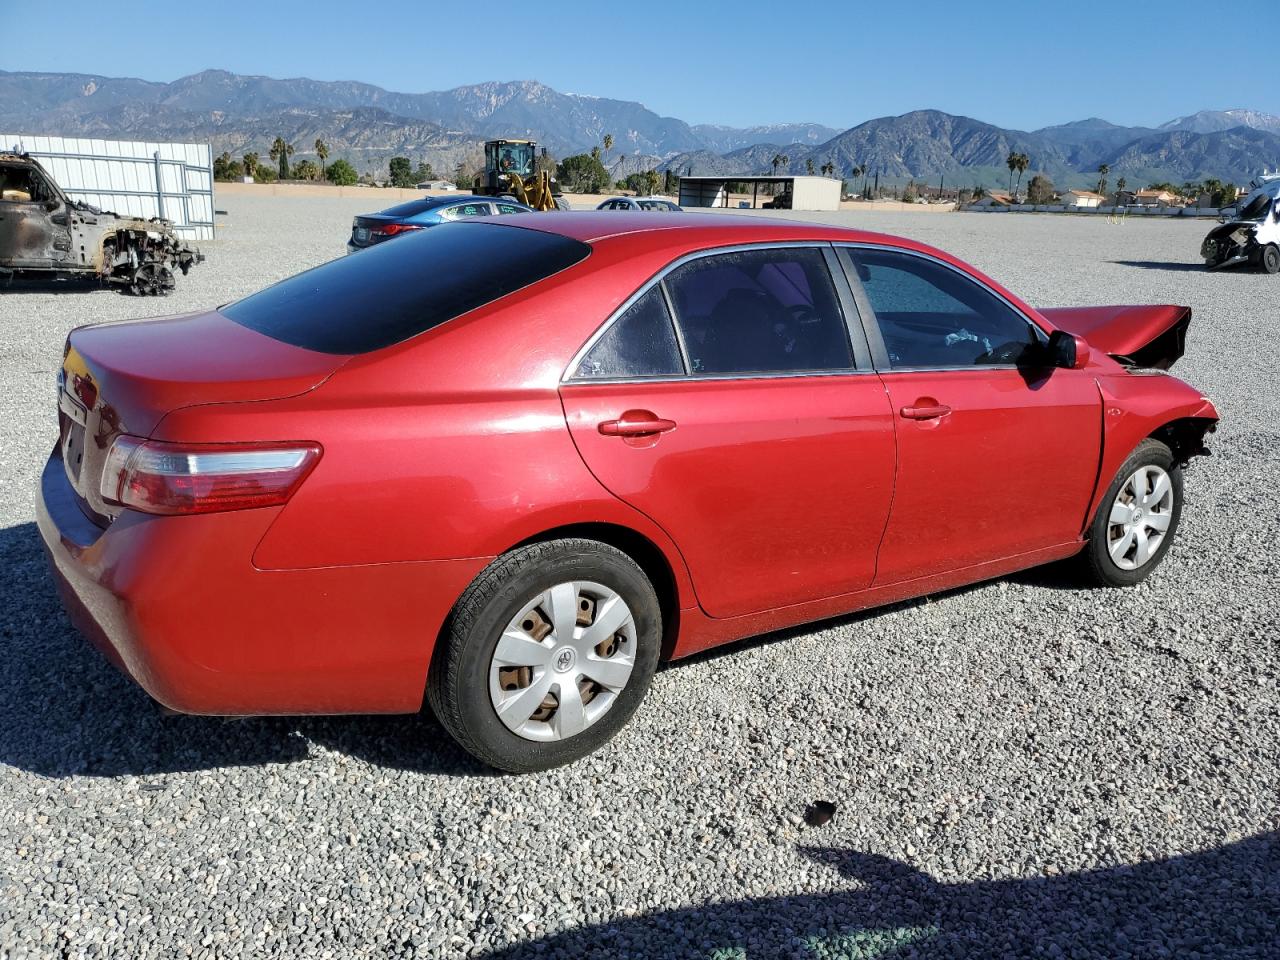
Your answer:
1148,415 -> 1217,465
508,522 -> 683,660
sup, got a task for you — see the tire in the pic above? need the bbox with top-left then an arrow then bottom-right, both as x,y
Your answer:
1081,439 -> 1183,587
1260,244 -> 1280,275
427,539 -> 661,772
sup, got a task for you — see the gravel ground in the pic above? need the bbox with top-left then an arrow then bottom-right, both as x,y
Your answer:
1,199 -> 1277,959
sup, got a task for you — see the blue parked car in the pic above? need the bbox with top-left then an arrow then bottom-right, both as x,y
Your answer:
346,195 -> 534,253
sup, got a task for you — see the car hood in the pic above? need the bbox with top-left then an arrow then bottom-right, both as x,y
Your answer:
1038,304 -> 1191,369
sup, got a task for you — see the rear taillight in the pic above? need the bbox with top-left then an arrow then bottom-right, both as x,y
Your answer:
99,437 -> 321,515
372,223 -> 422,237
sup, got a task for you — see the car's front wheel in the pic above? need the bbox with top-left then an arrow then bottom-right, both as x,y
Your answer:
1081,439 -> 1183,587
428,539 -> 661,772
1260,243 -> 1280,275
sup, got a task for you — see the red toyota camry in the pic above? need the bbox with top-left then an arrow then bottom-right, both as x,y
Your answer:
39,214 -> 1218,771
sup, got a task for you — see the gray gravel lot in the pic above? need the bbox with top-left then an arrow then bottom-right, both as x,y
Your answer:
1,198 -> 1277,959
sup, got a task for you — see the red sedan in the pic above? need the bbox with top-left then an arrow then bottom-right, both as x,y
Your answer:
38,214 -> 1219,771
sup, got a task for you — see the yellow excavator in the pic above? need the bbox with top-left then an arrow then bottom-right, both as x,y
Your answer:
475,139 -> 568,211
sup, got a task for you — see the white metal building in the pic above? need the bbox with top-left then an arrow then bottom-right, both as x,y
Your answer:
678,175 -> 842,212
1,133 -> 215,240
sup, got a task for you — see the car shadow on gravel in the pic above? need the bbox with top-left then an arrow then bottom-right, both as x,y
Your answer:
0,522 -> 493,779
478,834 -> 1279,959
1110,260 -> 1207,272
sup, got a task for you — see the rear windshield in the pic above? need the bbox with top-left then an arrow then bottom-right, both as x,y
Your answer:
376,199 -> 437,218
222,223 -> 590,354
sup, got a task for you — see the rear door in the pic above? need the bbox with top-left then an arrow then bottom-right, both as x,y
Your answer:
838,245 -> 1102,584
560,244 -> 897,619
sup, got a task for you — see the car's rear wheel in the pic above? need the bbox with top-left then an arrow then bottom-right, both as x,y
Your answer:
1260,243 -> 1280,275
1081,439 -> 1183,587
427,539 -> 661,772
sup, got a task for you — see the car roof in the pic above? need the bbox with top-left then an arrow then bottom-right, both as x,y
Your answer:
492,211 -> 892,246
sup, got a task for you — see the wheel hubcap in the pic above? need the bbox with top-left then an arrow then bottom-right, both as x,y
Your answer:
488,581 -> 636,742
1106,464 -> 1174,570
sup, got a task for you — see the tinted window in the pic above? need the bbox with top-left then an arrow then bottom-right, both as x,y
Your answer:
223,223 -> 591,355
665,247 -> 852,375
445,202 -> 491,219
496,203 -> 527,215
847,248 -> 1042,368
575,286 -> 684,379
379,199 -> 437,218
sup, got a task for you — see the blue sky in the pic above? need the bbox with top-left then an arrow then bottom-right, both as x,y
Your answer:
7,0 -> 1270,131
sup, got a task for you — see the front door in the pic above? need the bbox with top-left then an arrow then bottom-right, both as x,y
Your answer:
561,245 -> 897,619
0,161 -> 71,269
840,245 -> 1102,585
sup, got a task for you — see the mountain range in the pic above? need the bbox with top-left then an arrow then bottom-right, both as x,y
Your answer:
2,68 -> 1278,188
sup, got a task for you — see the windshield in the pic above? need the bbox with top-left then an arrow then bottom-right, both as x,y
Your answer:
223,223 -> 590,354
1238,186 -> 1278,221
487,142 -> 535,178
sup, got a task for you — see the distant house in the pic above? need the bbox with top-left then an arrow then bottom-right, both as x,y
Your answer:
1061,189 -> 1105,209
969,190 -> 1014,208
1133,189 -> 1181,207
418,179 -> 457,191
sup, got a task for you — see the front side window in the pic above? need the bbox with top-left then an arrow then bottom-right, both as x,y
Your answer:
575,286 -> 684,380
846,247 -> 1042,368
664,247 -> 852,375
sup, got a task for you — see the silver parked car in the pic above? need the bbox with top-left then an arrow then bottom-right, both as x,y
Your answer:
596,196 -> 683,212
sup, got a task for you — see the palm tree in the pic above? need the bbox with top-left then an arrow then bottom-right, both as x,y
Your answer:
771,153 -> 785,174
242,152 -> 259,180
1116,176 -> 1127,198
1096,163 -> 1110,196
850,164 -> 865,197
270,136 -> 294,180
1006,151 -> 1019,193
820,160 -> 835,177
805,158 -> 815,175
1013,153 -> 1029,198
602,133 -> 614,169
314,139 -> 329,181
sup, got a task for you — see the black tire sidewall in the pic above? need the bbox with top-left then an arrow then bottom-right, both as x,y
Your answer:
1085,440 -> 1183,587
433,541 -> 661,772
1262,244 -> 1280,275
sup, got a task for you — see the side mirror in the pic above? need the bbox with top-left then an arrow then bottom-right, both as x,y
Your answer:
1048,329 -> 1090,369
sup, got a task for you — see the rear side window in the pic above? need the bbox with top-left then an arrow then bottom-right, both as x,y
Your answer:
222,223 -> 590,354
664,247 -> 852,375
575,286 -> 684,379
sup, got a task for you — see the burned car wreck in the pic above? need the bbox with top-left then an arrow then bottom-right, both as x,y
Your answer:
1,153 -> 202,295
1201,173 -> 1280,273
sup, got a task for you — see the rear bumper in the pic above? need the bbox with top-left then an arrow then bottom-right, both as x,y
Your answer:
37,449 -> 489,715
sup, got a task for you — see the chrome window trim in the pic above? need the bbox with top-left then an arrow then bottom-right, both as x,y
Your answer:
834,243 -> 1048,373
563,241 -> 865,384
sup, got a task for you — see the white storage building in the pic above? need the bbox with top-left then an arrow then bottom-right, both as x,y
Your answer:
678,175 -> 842,212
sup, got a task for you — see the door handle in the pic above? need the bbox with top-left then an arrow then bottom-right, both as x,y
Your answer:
900,402 -> 952,421
598,411 -> 677,437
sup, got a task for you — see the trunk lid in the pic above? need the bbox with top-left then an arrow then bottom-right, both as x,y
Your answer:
1038,304 -> 1191,369
59,309 -> 347,522
350,214 -> 398,248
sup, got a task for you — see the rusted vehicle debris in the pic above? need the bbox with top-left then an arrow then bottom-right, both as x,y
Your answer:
0,153 -> 202,295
